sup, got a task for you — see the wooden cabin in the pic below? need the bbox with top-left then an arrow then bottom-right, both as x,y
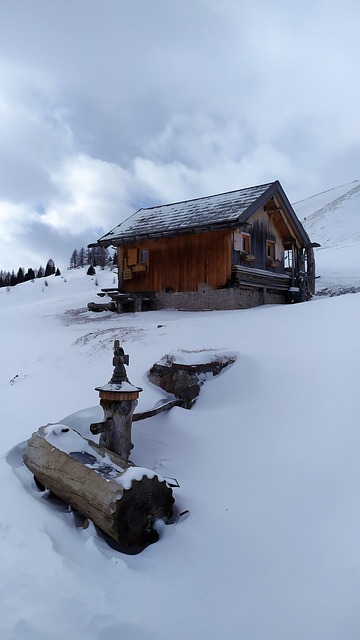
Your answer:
91,181 -> 318,312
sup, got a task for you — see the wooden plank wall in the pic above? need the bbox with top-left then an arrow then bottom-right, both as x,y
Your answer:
248,208 -> 287,269
118,230 -> 232,293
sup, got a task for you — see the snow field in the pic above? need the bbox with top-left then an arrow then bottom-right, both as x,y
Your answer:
0,195 -> 360,640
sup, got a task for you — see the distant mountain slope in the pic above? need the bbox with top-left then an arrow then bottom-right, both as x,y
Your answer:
293,180 -> 360,293
293,180 -> 360,249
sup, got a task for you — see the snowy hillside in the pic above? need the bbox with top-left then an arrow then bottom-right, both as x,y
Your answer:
293,181 -> 360,292
1,254 -> 360,639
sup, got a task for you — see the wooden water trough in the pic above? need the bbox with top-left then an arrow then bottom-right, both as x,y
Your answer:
23,424 -> 174,547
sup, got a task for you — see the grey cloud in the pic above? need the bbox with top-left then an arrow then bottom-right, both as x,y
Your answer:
0,0 -> 359,270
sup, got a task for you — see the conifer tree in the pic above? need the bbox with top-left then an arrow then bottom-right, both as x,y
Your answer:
25,267 -> 36,281
79,247 -> 87,267
70,249 -> 78,269
45,259 -> 55,277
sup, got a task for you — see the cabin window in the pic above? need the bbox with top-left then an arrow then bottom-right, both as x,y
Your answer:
140,249 -> 149,264
241,233 -> 251,254
125,248 -> 149,265
284,249 -> 293,269
266,241 -> 275,260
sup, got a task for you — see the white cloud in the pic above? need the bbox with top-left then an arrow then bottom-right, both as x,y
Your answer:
32,155 -> 134,235
133,143 -> 295,205
0,201 -> 31,243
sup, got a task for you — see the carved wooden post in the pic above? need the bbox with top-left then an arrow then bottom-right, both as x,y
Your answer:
306,245 -> 316,297
91,340 -> 142,460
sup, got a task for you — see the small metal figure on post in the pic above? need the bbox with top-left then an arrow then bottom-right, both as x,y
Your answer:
111,340 -> 129,384
90,340 -> 142,460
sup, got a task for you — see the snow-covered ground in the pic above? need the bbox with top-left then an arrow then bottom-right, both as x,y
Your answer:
1,183 -> 360,639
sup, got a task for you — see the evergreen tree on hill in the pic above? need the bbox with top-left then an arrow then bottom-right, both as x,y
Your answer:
45,259 -> 55,277
70,249 -> 79,269
79,247 -> 87,267
87,248 -> 96,267
25,267 -> 36,281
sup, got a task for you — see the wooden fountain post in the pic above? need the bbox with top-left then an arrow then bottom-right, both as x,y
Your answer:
23,340 -> 174,547
90,340 -> 142,460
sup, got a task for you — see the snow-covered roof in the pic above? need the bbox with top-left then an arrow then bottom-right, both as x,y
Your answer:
98,180 -> 296,245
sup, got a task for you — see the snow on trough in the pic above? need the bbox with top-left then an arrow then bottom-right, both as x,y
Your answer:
42,423 -> 161,489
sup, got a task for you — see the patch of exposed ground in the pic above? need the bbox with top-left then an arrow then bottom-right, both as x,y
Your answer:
73,326 -> 147,353
316,285 -> 360,298
60,308 -> 115,326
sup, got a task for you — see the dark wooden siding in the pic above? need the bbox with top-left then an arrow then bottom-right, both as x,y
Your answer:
119,230 -> 232,293
231,204 -> 302,274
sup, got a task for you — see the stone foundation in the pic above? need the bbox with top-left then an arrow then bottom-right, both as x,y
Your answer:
155,287 -> 286,311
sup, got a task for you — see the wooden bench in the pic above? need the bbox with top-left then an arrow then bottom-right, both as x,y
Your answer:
100,289 -> 156,313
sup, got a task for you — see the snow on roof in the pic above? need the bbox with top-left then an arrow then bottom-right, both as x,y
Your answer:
98,181 -> 277,244
95,381 -> 142,393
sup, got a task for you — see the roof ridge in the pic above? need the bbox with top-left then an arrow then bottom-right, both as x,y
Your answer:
95,180 -> 307,247
137,181 -> 275,213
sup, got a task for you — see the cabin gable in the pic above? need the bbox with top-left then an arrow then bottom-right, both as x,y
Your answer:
232,193 -> 306,273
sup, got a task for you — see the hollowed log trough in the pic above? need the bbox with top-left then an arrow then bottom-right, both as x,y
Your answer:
23,425 -> 174,547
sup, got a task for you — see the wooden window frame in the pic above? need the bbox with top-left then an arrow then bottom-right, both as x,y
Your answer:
266,240 -> 276,260
140,248 -> 149,264
284,248 -> 293,270
241,233 -> 251,254
127,248 -> 138,266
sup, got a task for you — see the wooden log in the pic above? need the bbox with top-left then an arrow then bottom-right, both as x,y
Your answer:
23,425 -> 174,547
132,399 -> 183,422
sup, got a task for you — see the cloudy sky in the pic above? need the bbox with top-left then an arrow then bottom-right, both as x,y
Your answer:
0,0 -> 359,271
